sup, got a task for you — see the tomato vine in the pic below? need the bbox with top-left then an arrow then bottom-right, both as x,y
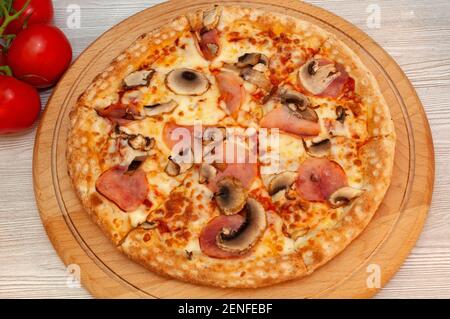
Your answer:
0,0 -> 30,75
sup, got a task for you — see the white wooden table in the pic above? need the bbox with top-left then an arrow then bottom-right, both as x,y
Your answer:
0,0 -> 449,298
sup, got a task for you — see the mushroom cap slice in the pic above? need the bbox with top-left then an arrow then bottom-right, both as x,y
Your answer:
165,68 -> 210,96
336,105 -> 347,123
215,177 -> 247,215
128,134 -> 155,152
280,87 -> 310,111
298,59 -> 341,95
216,198 -> 267,254
144,100 -> 178,117
328,186 -> 365,207
164,157 -> 181,177
165,148 -> 194,176
236,53 -> 269,68
240,67 -> 272,92
199,163 -> 217,184
268,171 -> 298,196
202,6 -> 222,31
123,69 -> 154,89
304,138 -> 331,158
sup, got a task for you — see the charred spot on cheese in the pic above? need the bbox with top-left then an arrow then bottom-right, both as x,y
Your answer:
216,198 -> 267,254
268,172 -> 297,196
328,186 -> 364,207
303,138 -> 331,158
298,59 -> 341,95
215,177 -> 247,215
144,100 -> 178,117
123,69 -> 154,89
127,134 -> 155,152
165,68 -> 210,96
199,163 -> 217,184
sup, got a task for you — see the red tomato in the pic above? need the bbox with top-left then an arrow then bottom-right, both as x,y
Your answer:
8,24 -> 72,88
4,0 -> 54,35
0,52 -> 6,66
0,76 -> 41,134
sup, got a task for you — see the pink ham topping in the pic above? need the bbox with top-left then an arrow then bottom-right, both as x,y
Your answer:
162,122 -> 198,150
295,158 -> 348,202
298,59 -> 350,98
260,106 -> 320,137
318,61 -> 349,98
199,214 -> 246,259
95,166 -> 149,212
215,70 -> 246,119
96,103 -> 140,126
199,29 -> 220,61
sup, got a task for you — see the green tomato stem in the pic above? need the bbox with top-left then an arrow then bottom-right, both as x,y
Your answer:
0,65 -> 12,76
0,0 -> 31,36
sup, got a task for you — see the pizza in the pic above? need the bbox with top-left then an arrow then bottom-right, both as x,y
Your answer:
67,5 -> 396,288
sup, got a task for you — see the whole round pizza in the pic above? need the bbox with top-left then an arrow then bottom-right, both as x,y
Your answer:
67,5 -> 396,288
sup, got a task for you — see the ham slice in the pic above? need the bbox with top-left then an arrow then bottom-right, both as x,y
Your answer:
162,122 -> 198,150
318,61 -> 349,98
298,59 -> 350,98
295,158 -> 348,202
260,106 -> 320,137
215,71 -> 246,119
199,29 -> 220,61
95,166 -> 149,212
96,103 -> 140,126
199,214 -> 246,259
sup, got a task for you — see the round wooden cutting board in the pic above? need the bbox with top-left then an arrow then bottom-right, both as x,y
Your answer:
33,0 -> 434,298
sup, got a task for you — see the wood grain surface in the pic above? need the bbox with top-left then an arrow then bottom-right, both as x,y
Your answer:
0,0 -> 448,298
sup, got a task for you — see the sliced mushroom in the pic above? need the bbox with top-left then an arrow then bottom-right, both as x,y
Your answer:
164,157 -> 181,177
304,138 -> 331,158
328,186 -> 365,207
279,87 -> 318,122
240,67 -> 272,92
202,6 -> 222,31
123,69 -> 154,89
216,198 -> 267,254
128,134 -> 155,151
236,53 -> 269,68
268,171 -> 297,196
165,68 -> 210,96
298,59 -> 341,95
126,156 -> 147,174
199,163 -> 217,184
336,105 -> 347,123
165,149 -> 194,177
203,127 -> 227,145
280,87 -> 310,111
144,100 -> 178,117
290,105 -> 319,122
215,177 -> 247,215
